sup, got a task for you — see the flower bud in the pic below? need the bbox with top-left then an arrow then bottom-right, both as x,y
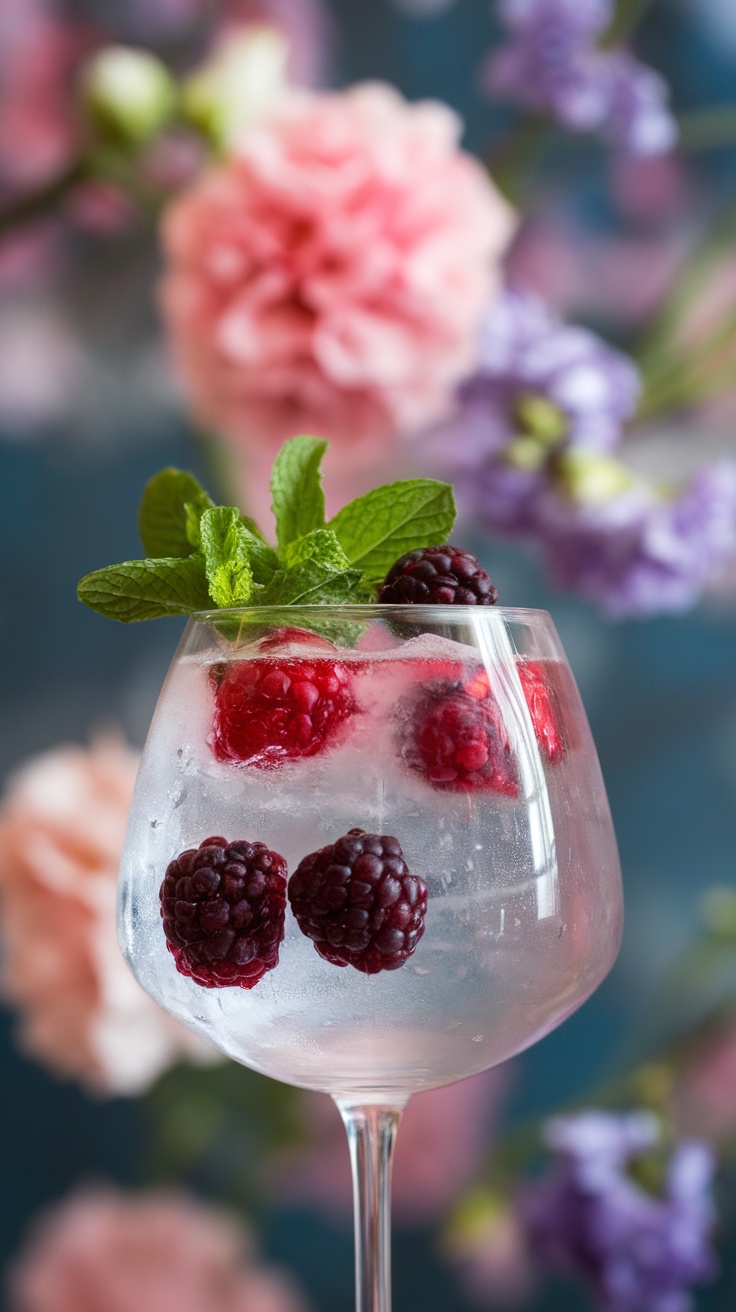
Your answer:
82,46 -> 177,145
555,449 -> 636,505
182,26 -> 291,151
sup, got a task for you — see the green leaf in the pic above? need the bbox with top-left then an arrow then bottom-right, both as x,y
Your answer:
270,435 -> 327,551
77,556 -> 211,622
139,468 -> 213,558
199,507 -> 255,607
330,478 -> 458,579
282,527 -> 351,573
328,479 -> 456,581
262,558 -> 363,607
239,524 -> 280,585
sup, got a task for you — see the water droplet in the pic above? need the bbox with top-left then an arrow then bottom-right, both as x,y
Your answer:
472,1035 -> 483,1043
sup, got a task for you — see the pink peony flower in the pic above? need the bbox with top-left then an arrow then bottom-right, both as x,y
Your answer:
7,1185 -> 308,1312
0,737 -> 215,1095
159,82 -> 515,506
0,1 -> 90,195
276,1068 -> 511,1227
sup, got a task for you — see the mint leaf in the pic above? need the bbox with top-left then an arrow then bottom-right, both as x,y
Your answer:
262,556 -> 363,607
270,435 -> 327,551
328,479 -> 456,581
139,468 -> 213,558
200,507 -> 255,607
283,527 -> 351,573
329,479 -> 457,579
77,556 -> 211,623
239,525 -> 279,585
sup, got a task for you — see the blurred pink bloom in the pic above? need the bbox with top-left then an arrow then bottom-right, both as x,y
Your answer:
0,2 -> 90,195
608,151 -> 688,225
446,1199 -> 535,1308
160,82 -> 515,510
227,0 -> 332,86
7,1185 -> 308,1312
673,1027 -> 736,1141
276,1069 -> 510,1227
0,737 -> 215,1095
507,217 -> 687,327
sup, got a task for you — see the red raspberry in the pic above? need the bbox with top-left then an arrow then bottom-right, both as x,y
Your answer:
288,828 -> 428,974
160,836 -> 287,988
378,546 -> 498,605
402,679 -> 518,795
210,656 -> 356,767
518,659 -> 565,764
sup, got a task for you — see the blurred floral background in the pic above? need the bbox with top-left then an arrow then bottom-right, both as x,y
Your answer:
2,0 -> 736,1308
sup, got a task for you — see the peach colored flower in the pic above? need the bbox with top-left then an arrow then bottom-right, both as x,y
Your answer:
7,1185 -> 308,1312
276,1068 -> 511,1226
159,82 -> 515,465
673,1026 -> 736,1141
0,738 -> 216,1095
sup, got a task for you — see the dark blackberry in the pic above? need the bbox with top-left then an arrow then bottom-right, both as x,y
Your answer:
378,546 -> 498,606
210,656 -> 356,768
160,836 -> 287,988
288,828 -> 427,974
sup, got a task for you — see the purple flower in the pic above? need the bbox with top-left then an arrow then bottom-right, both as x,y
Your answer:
542,461 -> 736,618
432,288 -> 639,533
483,0 -> 677,156
523,1111 -> 718,1311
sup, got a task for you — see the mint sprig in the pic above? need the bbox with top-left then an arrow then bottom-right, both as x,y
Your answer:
77,436 -> 456,624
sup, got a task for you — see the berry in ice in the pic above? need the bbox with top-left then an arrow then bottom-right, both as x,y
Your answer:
288,828 -> 428,974
210,656 -> 356,767
160,836 -> 287,988
402,677 -> 518,795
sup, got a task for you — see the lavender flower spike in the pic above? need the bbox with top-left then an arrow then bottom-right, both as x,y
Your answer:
484,0 -> 677,156
431,288 -> 639,535
523,1110 -> 718,1311
543,460 -> 736,619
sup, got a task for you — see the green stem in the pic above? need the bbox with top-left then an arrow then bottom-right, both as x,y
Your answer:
678,103 -> 736,153
488,115 -> 550,201
0,158 -> 89,237
638,304 -> 736,420
602,0 -> 655,47
635,202 -> 736,375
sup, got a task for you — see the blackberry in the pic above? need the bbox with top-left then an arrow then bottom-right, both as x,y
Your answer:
378,546 -> 498,606
160,836 -> 287,988
288,828 -> 428,974
210,656 -> 356,768
402,678 -> 518,795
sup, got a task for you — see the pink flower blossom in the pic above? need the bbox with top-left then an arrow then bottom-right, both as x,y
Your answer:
0,2 -> 90,195
0,738 -> 215,1095
7,1186 -> 308,1312
674,1026 -> 736,1141
159,82 -> 515,486
276,1069 -> 510,1226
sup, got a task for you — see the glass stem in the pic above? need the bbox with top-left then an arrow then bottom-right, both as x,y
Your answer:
337,1099 -> 406,1312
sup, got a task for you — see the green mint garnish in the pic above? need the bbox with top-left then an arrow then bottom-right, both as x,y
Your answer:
329,479 -> 456,581
270,434 -> 328,551
200,507 -> 256,607
77,435 -> 456,623
139,467 -> 213,558
77,556 -> 211,622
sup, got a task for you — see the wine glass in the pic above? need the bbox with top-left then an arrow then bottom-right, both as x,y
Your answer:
118,604 -> 623,1312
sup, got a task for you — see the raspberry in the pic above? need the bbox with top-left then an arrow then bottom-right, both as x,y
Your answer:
518,659 -> 565,764
378,546 -> 498,606
402,680 -> 518,795
159,836 -> 287,988
211,656 -> 356,767
288,828 -> 428,974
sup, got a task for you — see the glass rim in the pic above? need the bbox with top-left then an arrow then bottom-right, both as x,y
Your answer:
187,603 -> 553,624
